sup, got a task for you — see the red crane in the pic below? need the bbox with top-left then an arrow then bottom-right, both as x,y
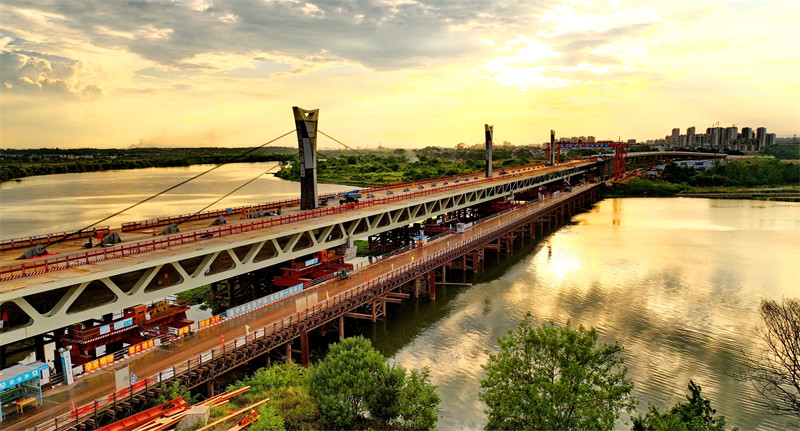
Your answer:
546,135 -> 628,179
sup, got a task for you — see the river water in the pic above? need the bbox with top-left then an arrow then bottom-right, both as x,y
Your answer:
355,198 -> 799,430
0,163 -> 352,239
2,167 -> 798,429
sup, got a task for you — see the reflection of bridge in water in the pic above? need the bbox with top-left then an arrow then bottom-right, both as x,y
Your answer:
0,107 -> 726,429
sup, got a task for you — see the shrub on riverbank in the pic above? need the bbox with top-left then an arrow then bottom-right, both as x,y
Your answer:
224,337 -> 440,430
607,179 -> 690,197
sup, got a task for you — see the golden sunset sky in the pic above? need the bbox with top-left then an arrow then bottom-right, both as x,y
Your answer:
1,0 -> 798,149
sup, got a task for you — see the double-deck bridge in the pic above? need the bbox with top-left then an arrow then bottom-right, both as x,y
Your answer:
0,160 -> 597,347
0,107 -> 728,429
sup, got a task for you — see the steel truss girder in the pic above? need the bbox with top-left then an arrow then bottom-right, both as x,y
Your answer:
47,185 -> 602,431
0,165 -> 596,345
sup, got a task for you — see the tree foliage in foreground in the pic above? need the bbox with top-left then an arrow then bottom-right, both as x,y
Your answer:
309,336 -> 440,430
633,381 -> 735,430
479,317 -> 635,430
228,362 -> 322,430
150,381 -> 196,406
737,298 -> 800,422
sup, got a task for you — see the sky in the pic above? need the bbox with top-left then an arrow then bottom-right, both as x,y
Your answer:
1,0 -> 798,149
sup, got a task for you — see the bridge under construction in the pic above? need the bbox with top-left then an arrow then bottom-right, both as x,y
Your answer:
0,107 -> 726,429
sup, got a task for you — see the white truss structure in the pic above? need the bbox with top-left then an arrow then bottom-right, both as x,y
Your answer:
0,164 -> 595,345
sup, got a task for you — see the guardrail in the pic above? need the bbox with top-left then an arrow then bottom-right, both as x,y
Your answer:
116,164 -> 549,232
0,227 -> 111,251
27,183 -> 601,431
2,161 -> 596,282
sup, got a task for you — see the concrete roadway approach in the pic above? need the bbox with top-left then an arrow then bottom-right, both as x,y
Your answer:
7,182 -> 598,431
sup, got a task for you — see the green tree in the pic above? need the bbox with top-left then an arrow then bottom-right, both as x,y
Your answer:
309,336 -> 393,428
250,404 -> 286,431
309,336 -> 440,430
633,381 -> 735,430
228,362 -> 321,430
150,381 -> 196,406
397,368 -> 440,430
479,317 -> 635,430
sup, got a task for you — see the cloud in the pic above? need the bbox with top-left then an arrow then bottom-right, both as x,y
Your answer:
0,51 -> 104,96
0,0 -> 544,72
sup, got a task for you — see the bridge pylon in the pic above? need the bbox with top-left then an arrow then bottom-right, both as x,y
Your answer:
293,107 -> 320,210
485,124 -> 493,178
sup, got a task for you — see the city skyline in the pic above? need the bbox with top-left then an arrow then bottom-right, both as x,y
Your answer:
1,0 -> 798,149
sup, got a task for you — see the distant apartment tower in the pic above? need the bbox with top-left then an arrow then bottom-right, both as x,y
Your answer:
724,127 -> 738,146
587,136 -> 596,143
741,127 -> 754,140
687,126 -> 696,147
756,127 -> 767,149
671,128 -> 680,146
706,127 -> 723,149
766,133 -> 776,147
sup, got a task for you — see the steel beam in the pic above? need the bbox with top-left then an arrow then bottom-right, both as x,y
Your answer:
0,164 -> 597,345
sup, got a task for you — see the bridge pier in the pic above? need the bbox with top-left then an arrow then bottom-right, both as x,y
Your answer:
300,331 -> 310,368
428,271 -> 436,301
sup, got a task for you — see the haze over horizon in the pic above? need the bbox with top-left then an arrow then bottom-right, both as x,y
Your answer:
1,0 -> 798,149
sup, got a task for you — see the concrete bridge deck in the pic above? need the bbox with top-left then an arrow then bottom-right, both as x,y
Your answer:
0,160 -> 598,346
8,182 -> 602,431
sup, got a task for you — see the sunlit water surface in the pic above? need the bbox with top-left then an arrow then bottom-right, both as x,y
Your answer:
2,170 -> 798,430
358,198 -> 799,430
0,163 -> 351,238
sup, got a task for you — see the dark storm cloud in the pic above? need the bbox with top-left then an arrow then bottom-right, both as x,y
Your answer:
2,0 -> 546,70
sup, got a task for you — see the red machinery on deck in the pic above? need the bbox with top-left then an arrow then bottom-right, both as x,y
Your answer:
546,132 -> 628,179
59,300 -> 193,366
273,250 -> 353,289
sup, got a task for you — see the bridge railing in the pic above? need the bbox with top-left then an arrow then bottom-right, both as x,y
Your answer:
32,185 -> 594,431
0,227 -> 111,251
2,161 -> 593,282
28,183 -> 601,431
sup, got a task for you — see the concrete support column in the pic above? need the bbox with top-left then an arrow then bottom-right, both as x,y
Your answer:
300,331 -> 310,368
485,124 -> 494,178
428,271 -> 436,300
293,107 -> 320,210
338,315 -> 345,339
206,380 -> 215,397
35,334 -> 46,362
285,342 -> 292,363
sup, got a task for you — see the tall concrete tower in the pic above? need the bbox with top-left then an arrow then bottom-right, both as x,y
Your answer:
293,107 -> 319,210
549,130 -> 557,166
485,124 -> 493,178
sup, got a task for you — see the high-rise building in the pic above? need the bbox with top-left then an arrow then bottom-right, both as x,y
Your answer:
671,128 -> 680,145
587,136 -> 596,143
741,127 -> 754,140
766,133 -> 776,147
757,127 -> 767,149
687,127 -> 696,147
705,127 -> 723,148
724,127 -> 738,146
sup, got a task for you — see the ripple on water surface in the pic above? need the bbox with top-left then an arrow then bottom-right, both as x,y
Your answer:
385,198 -> 797,431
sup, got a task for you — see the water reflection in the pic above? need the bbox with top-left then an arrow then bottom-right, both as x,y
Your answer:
361,198 -> 797,430
0,163 -> 352,238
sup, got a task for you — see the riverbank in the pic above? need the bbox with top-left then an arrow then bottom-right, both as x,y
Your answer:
606,179 -> 800,201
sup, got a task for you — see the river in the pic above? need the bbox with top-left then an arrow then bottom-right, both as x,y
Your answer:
0,162 -> 351,239
353,197 -> 799,430
1,167 -> 798,429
